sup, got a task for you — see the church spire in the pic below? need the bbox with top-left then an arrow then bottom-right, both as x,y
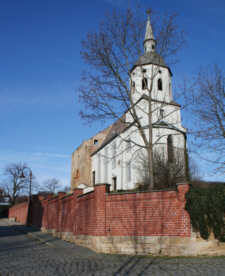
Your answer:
143,10 -> 156,53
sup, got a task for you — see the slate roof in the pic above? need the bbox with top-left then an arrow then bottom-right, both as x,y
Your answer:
131,51 -> 172,75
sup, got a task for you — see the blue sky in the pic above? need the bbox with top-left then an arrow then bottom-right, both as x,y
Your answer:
0,0 -> 224,189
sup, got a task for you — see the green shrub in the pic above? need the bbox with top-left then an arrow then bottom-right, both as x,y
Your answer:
185,185 -> 225,241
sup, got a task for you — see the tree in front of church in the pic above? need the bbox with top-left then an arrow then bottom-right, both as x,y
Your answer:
78,7 -> 185,189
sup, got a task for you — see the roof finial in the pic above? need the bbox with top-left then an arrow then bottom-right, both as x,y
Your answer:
143,9 -> 156,53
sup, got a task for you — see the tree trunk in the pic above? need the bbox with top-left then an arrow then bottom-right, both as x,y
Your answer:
148,92 -> 154,189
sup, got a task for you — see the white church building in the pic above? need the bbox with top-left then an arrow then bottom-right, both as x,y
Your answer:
90,15 -> 186,191
71,14 -> 187,192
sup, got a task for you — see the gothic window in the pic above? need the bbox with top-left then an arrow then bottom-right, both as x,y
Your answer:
131,81 -> 135,88
158,78 -> 163,91
167,135 -> 174,163
159,109 -> 164,120
142,78 -> 148,90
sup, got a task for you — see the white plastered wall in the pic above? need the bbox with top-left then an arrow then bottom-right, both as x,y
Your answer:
92,63 -> 186,191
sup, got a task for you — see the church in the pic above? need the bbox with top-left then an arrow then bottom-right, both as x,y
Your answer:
71,14 -> 187,192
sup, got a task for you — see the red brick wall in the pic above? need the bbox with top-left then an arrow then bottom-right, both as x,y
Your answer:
75,185 -> 108,236
8,184 -> 191,238
8,202 -> 29,225
105,186 -> 190,237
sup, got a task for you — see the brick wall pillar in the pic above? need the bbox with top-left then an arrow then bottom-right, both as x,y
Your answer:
176,183 -> 191,236
73,188 -> 83,235
57,192 -> 66,233
94,184 -> 110,236
42,194 -> 53,230
176,183 -> 189,204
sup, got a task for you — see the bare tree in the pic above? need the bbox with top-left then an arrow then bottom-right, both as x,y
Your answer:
184,64 -> 225,173
42,178 -> 61,194
79,7 -> 185,189
62,186 -> 71,193
0,163 -> 32,204
136,148 -> 186,190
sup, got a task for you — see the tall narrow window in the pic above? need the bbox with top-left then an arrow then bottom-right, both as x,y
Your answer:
112,142 -> 116,169
159,109 -> 164,120
126,139 -> 131,152
112,177 -> 117,191
158,78 -> 163,91
142,78 -> 148,90
167,135 -> 174,163
92,171 -> 96,186
126,161 -> 131,182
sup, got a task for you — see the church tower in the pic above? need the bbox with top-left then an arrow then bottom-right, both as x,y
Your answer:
130,12 -> 173,105
129,11 -> 186,167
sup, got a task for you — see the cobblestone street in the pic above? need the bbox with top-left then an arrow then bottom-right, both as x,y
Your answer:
1,219 -> 225,276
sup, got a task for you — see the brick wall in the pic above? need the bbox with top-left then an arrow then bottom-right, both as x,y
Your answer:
8,201 -> 29,225
8,183 -> 191,238
106,185 -> 190,237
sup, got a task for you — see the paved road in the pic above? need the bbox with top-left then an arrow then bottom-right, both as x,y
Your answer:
1,219 -> 225,276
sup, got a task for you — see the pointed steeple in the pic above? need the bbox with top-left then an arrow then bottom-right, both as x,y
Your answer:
143,10 -> 156,53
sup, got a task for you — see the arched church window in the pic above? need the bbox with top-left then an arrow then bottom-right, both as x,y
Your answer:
159,109 -> 164,120
158,78 -> 163,91
167,135 -> 174,163
131,81 -> 135,88
142,78 -> 148,90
